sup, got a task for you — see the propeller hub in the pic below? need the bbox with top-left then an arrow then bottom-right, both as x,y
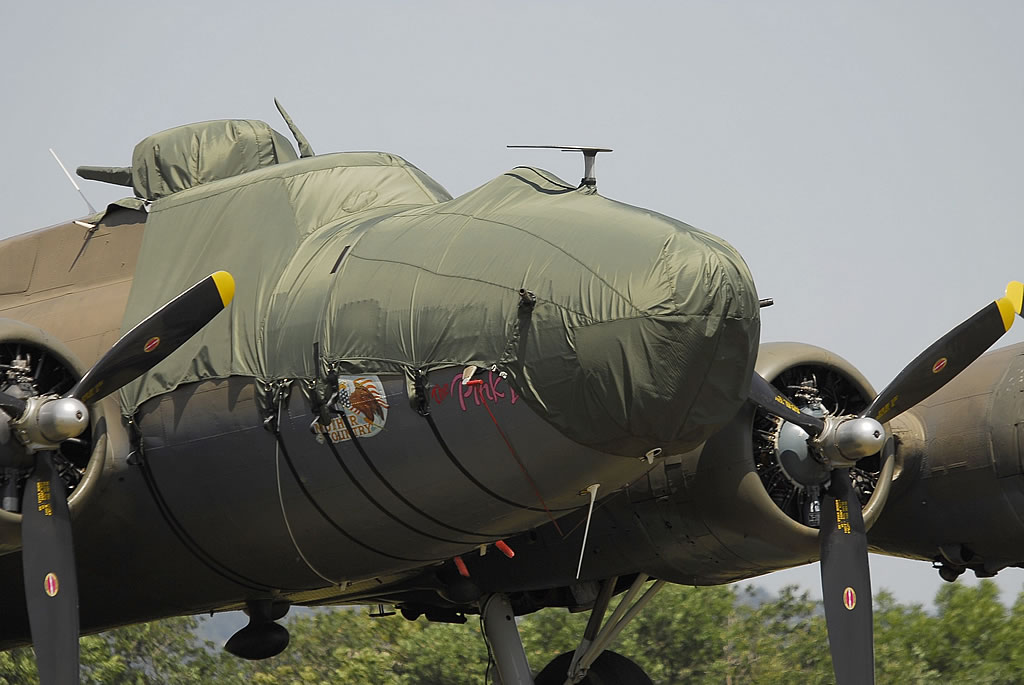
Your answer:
37,398 -> 89,443
776,420 -> 831,486
814,416 -> 885,468
12,396 -> 89,452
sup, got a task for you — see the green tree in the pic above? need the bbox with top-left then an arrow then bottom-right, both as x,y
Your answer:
920,580 -> 1017,684
224,608 -> 413,685
872,589 -> 937,684
705,586 -> 831,685
1006,590 -> 1024,675
519,602 -> 589,672
0,615 -> 223,685
84,615 -> 224,684
0,645 -> 37,685
8,580 -> 1024,684
220,607 -> 490,685
616,584 -> 734,683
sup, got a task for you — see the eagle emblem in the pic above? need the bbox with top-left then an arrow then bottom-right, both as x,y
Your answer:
319,376 -> 389,443
348,378 -> 388,424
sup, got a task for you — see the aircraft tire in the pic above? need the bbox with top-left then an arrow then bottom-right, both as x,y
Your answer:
534,650 -> 653,685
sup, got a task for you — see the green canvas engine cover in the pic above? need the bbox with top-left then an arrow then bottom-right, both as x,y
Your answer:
120,153 -> 759,456
130,119 -> 300,200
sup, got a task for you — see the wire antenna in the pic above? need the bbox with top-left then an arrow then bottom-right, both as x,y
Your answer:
49,148 -> 97,215
575,483 -> 600,579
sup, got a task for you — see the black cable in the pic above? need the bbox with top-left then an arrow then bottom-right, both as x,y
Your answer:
424,413 -> 575,513
135,432 -> 283,592
333,410 -> 496,542
272,428 -> 429,563
480,613 -> 495,685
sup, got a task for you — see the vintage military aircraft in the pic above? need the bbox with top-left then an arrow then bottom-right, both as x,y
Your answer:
1,101 -> 1022,684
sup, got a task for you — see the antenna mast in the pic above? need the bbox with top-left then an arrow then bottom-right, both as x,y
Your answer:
508,145 -> 613,189
49,148 -> 97,215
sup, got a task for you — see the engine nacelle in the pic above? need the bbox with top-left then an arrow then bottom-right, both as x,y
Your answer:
622,341 -> 895,585
869,342 -> 1024,578
0,319 -> 110,552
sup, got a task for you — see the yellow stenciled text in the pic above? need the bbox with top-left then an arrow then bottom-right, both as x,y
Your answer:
36,481 -> 53,517
774,395 -> 800,414
835,499 -> 851,534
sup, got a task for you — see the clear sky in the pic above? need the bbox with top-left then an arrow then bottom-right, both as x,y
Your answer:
2,1 -> 1024,612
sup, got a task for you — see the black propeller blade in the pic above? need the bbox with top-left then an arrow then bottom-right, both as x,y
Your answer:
4,270 -> 235,685
862,281 -> 1023,424
0,391 -> 26,419
69,270 -> 235,403
748,371 -> 824,437
21,451 -> 80,684
748,281 -> 1023,685
819,468 -> 873,685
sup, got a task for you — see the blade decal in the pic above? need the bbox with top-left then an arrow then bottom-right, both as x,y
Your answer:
843,587 -> 856,611
44,573 -> 59,597
79,381 -> 103,404
874,395 -> 898,421
775,394 -> 801,414
35,480 -> 52,516
834,498 -> 851,534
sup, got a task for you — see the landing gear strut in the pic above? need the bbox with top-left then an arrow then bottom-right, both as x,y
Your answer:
541,574 -> 662,684
485,575 -> 661,684
480,593 -> 534,684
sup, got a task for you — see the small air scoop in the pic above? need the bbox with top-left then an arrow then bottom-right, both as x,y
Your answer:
508,145 -> 613,189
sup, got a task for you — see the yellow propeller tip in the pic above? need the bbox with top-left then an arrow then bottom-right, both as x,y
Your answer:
1007,281 -> 1023,316
211,271 -> 235,308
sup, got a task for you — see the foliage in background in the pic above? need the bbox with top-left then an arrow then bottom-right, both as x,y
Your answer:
2,581 -> 1024,684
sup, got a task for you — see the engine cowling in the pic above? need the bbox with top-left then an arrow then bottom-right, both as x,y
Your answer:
0,319 -> 109,552
627,342 -> 896,585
